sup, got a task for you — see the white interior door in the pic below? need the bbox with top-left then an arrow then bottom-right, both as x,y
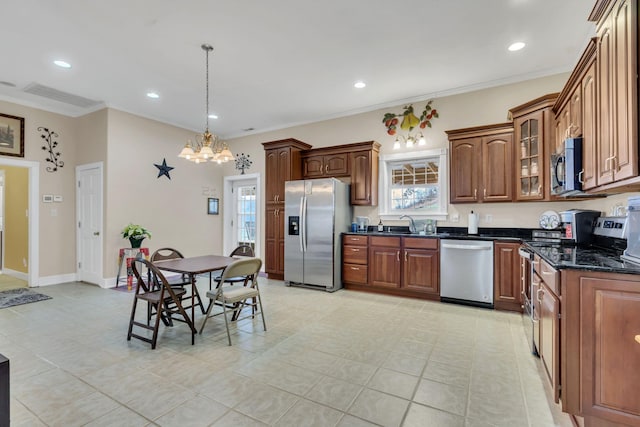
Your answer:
76,163 -> 103,285
223,173 -> 261,259
232,179 -> 256,252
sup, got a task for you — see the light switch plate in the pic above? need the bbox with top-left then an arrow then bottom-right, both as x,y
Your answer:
42,195 -> 53,203
53,195 -> 63,202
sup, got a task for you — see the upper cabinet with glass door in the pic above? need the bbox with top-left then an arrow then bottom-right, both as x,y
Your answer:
509,94 -> 558,201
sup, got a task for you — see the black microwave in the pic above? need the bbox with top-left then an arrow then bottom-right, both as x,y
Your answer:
551,137 -> 583,196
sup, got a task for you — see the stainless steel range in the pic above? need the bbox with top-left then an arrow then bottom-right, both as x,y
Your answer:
520,215 -> 629,356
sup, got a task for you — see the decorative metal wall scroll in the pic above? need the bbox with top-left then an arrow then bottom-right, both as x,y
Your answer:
38,127 -> 64,172
234,153 -> 252,174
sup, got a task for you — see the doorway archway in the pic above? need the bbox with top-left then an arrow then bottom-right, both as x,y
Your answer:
0,158 -> 39,286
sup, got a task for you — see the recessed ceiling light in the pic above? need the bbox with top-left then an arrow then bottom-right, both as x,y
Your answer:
53,60 -> 71,69
146,92 -> 159,99
208,114 -> 218,119
354,81 -> 366,89
508,42 -> 526,52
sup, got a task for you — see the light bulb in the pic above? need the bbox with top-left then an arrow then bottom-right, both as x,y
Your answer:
393,139 -> 401,150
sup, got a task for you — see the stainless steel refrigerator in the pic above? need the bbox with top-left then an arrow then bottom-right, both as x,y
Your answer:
284,178 -> 352,292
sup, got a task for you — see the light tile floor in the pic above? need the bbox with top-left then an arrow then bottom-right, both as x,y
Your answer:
1,279 -> 573,426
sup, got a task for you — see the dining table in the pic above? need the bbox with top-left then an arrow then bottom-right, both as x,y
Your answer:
152,254 -> 237,344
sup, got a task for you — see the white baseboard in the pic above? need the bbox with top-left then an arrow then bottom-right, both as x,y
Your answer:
38,273 -> 79,287
1,269 -> 28,281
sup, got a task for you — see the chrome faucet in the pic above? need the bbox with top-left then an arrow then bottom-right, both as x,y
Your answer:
400,215 -> 417,234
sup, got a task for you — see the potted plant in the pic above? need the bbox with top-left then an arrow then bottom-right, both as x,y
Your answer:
122,223 -> 152,248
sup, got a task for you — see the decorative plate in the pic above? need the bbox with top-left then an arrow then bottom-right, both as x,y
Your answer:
539,210 -> 561,230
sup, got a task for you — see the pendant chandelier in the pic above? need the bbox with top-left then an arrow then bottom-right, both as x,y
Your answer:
178,44 -> 234,164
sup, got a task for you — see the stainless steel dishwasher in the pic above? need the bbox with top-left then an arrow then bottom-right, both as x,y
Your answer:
440,239 -> 494,308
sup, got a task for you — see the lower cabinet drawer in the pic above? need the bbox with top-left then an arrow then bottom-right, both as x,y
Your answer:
343,264 -> 368,285
343,245 -> 367,264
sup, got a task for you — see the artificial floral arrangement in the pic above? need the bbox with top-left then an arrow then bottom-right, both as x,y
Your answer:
121,223 -> 152,241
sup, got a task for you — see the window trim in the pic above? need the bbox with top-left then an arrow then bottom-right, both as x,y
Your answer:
378,148 -> 448,220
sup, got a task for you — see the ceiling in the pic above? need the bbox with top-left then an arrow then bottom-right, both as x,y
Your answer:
0,0 -> 596,139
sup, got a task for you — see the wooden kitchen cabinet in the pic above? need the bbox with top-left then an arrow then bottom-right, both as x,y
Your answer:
263,139 -> 311,205
493,242 -> 523,312
262,139 -> 311,279
553,40 -> 597,192
342,235 -> 368,285
265,205 -> 285,278
343,235 -> 439,298
402,237 -> 439,295
535,256 -> 560,403
368,236 -> 401,288
510,94 -> 557,201
589,0 -> 638,190
562,269 -> 640,426
447,123 -> 514,203
350,142 -> 380,206
302,150 -> 349,178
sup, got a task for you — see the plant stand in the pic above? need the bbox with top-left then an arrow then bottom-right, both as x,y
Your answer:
116,247 -> 150,290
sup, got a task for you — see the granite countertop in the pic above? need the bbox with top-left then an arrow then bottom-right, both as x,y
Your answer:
343,226 -> 527,242
343,225 -> 640,275
523,241 -> 640,275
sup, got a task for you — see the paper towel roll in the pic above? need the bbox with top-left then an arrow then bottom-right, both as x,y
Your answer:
468,211 -> 479,235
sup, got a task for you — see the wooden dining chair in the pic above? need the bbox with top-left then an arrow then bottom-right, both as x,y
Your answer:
199,258 -> 266,346
127,258 -> 196,349
151,247 -> 205,314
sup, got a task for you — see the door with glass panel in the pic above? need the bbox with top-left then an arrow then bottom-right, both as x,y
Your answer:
231,180 -> 256,252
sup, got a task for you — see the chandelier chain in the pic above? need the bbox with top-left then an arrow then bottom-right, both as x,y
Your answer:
204,44 -> 211,131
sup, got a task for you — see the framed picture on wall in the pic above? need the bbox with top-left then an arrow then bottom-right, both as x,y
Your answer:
0,113 -> 25,157
207,198 -> 219,215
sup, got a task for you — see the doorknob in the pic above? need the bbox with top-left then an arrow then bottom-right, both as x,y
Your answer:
93,231 -> 100,236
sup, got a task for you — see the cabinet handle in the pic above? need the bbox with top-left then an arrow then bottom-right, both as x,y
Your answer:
635,335 -> 640,344
325,164 -> 328,173
483,188 -> 487,198
352,248 -> 359,252
537,185 -> 542,194
520,260 -> 526,296
537,287 -> 544,304
611,156 -> 617,171
474,189 -> 477,199
397,251 -> 400,262
404,252 -> 408,262
578,169 -> 584,184
541,269 -> 554,276
350,267 -> 360,271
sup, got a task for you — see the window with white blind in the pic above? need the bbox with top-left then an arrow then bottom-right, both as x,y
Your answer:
379,148 -> 448,219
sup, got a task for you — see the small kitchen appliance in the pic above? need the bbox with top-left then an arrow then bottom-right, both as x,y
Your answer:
355,216 -> 369,232
622,196 -> 640,264
558,209 -> 600,244
551,137 -> 583,196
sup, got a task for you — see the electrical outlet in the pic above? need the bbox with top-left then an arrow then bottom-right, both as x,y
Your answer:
451,213 -> 460,222
485,214 -> 493,223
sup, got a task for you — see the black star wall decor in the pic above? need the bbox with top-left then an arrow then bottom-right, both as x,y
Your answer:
154,158 -> 174,180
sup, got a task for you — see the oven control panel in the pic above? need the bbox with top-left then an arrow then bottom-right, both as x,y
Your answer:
593,216 -> 627,239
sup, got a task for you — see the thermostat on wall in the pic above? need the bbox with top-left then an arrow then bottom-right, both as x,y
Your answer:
42,195 -> 53,203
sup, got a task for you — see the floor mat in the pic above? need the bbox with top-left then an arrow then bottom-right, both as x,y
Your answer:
0,288 -> 52,309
